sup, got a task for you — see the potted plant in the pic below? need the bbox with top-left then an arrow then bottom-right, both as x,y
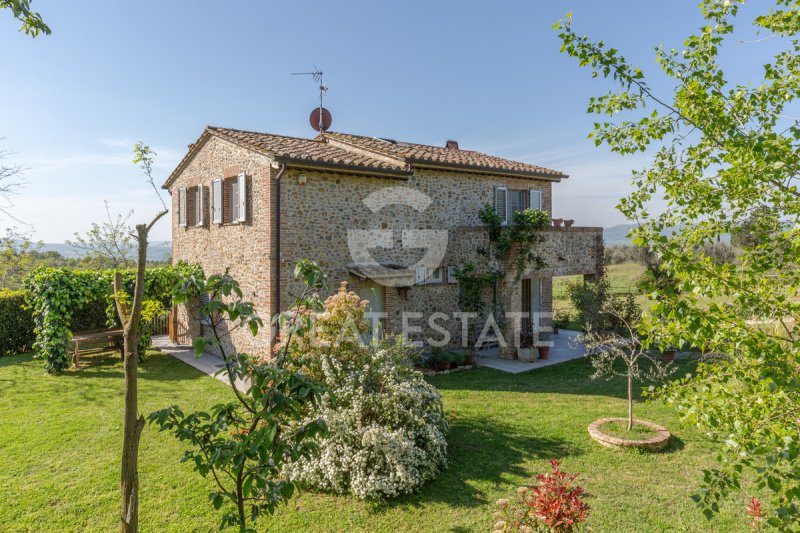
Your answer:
517,332 -> 539,362
552,218 -> 564,228
428,348 -> 452,371
661,346 -> 677,362
538,332 -> 553,360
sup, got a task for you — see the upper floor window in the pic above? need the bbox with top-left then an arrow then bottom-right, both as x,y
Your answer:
211,172 -> 248,225
494,187 -> 543,225
177,185 -> 204,228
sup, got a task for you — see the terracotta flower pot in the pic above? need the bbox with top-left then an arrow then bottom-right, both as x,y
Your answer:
564,219 -> 574,228
538,346 -> 551,360
552,218 -> 564,228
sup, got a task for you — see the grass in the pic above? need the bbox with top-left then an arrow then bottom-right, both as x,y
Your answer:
0,348 -> 757,532
598,420 -> 660,440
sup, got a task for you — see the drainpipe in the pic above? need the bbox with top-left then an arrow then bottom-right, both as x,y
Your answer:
272,163 -> 287,346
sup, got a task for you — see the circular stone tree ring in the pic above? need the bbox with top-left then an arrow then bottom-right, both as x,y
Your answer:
588,417 -> 671,451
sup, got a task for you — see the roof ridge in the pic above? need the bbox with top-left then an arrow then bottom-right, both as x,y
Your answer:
207,125 -> 322,144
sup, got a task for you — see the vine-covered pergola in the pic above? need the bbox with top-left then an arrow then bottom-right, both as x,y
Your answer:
24,263 -> 202,373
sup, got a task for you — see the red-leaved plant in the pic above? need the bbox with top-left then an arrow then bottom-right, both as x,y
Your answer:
494,460 -> 590,533
746,498 -> 764,530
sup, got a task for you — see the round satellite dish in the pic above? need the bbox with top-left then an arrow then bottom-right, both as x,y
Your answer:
310,107 -> 332,132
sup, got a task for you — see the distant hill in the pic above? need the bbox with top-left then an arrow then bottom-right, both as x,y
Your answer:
39,241 -> 172,262
603,224 -> 638,246
603,224 -> 730,246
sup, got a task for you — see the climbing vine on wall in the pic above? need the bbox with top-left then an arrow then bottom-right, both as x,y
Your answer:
477,204 -> 550,280
453,205 -> 549,346
24,262 -> 202,373
453,262 -> 502,312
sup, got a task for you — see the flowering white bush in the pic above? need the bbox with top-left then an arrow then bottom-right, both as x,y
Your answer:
279,283 -> 447,499
284,340 -> 448,499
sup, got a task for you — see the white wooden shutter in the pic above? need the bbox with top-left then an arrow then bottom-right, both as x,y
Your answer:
237,172 -> 247,223
211,180 -> 222,224
529,189 -> 543,211
178,188 -> 187,227
494,187 -> 508,225
415,266 -> 427,285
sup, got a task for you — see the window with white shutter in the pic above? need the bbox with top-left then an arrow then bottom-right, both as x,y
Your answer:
194,185 -> 203,227
211,180 -> 222,224
529,189 -> 543,211
229,178 -> 239,222
494,187 -> 508,226
177,188 -> 187,227
237,172 -> 247,223
508,190 -> 525,222
415,266 -> 427,285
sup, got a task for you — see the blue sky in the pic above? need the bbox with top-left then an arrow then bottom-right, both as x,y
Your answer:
0,1 -> 775,242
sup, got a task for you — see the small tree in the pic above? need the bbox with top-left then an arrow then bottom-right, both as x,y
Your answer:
117,142 -> 168,533
581,302 -> 671,430
67,202 -> 135,269
150,261 -> 328,531
0,228 -> 41,289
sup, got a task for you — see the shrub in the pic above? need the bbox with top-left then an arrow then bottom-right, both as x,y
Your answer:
566,276 -> 611,332
0,289 -> 35,355
282,283 -> 448,499
285,338 -> 448,499
493,460 -> 590,533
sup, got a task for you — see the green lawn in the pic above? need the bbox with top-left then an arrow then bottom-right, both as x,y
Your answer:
0,349 -> 755,532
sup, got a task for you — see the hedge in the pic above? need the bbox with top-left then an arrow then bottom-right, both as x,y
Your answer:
0,289 -> 35,356
24,263 -> 203,373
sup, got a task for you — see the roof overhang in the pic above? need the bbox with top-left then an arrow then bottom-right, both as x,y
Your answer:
408,159 -> 567,181
347,263 -> 415,287
274,157 -> 412,180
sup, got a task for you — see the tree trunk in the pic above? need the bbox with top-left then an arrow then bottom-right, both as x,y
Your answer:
117,220 -> 160,533
627,367 -> 633,431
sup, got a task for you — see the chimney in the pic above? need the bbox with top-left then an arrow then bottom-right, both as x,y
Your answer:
445,140 -> 459,150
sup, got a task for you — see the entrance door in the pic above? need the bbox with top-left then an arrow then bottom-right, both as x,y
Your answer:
357,281 -> 385,344
521,278 -> 541,336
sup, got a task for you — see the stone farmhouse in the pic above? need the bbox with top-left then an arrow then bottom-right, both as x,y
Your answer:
163,126 -> 603,358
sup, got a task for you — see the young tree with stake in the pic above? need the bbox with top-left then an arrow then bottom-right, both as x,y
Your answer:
117,142 -> 168,533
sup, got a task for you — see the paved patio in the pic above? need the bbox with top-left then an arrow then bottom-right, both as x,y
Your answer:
476,329 -> 585,374
155,329 -> 586,381
153,335 -> 249,392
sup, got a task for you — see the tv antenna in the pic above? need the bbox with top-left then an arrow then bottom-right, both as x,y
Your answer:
291,65 -> 331,131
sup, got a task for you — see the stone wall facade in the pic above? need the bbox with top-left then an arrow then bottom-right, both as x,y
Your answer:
168,135 -> 277,357
168,135 -> 604,359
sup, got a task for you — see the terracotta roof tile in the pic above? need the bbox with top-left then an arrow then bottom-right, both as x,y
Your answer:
322,132 -> 567,179
163,126 -> 566,188
208,126 -> 410,173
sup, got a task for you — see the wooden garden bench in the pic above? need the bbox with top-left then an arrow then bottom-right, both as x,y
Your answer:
71,328 -> 124,366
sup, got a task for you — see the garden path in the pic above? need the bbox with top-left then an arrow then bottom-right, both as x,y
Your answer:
152,335 -> 249,392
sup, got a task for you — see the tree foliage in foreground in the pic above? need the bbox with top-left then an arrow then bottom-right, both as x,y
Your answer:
557,1 -> 800,527
1,0 -> 49,37
150,262 -> 328,531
